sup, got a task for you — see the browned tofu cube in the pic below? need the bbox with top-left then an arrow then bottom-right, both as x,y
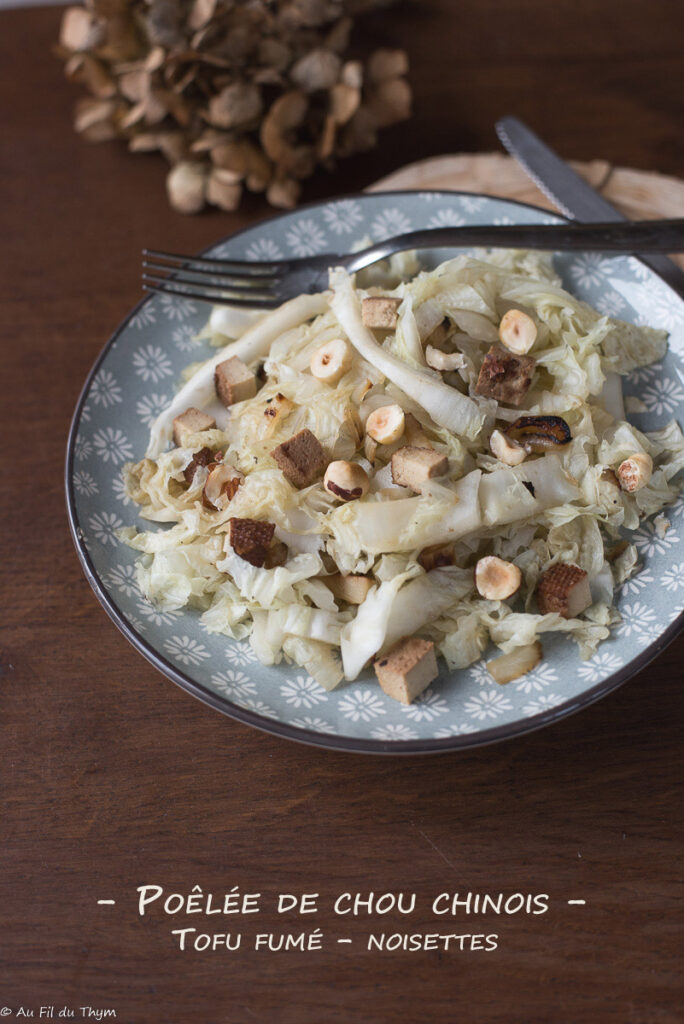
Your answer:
227,518 -> 275,567
172,407 -> 216,447
417,542 -> 455,572
325,573 -> 374,605
391,445 -> 448,491
537,563 -> 592,618
362,296 -> 401,330
374,636 -> 438,705
215,356 -> 257,407
271,428 -> 328,488
475,345 -> 535,406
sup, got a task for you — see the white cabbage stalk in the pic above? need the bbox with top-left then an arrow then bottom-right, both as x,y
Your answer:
209,304 -> 266,340
329,470 -> 482,555
341,568 -> 460,680
146,292 -> 328,456
329,268 -> 486,440
480,456 -> 580,528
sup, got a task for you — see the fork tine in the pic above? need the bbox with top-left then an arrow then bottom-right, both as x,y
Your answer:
142,258 -> 284,290
143,270 -> 279,301
142,276 -> 281,309
143,248 -> 281,276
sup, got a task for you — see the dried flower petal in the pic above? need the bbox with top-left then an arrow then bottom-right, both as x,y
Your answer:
58,0 -> 410,213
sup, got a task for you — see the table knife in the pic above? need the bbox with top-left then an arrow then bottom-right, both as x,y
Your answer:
496,115 -> 684,297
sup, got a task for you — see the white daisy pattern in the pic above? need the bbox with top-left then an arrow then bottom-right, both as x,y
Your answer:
433,722 -> 477,738
92,427 -> 133,465
224,643 -> 258,667
641,377 -> 684,416
464,688 -> 513,721
290,716 -> 337,734
285,218 -> 327,257
130,304 -> 157,330
164,635 -> 211,666
620,568 -> 654,595
74,434 -> 92,461
235,697 -> 278,719
80,404 -> 91,423
104,563 -> 138,597
371,723 -> 419,741
513,662 -> 559,694
280,675 -> 328,709
338,689 -> 386,723
401,688 -> 448,722
73,470 -> 99,496
159,293 -> 197,321
322,200 -> 363,235
595,290 -> 626,317
88,511 -> 123,546
633,521 -> 680,557
111,474 -> 131,505
136,393 -> 169,426
90,369 -> 122,408
570,253 -> 611,288
137,601 -> 180,627
522,693 -> 564,717
661,563 -> 684,592
427,208 -> 465,228
467,660 -> 492,686
576,650 -> 624,684
172,324 -> 201,352
617,601 -> 657,637
627,257 -> 651,281
245,237 -> 283,261
635,622 -> 663,647
626,363 -> 661,387
621,281 -> 684,332
211,670 -> 257,699
132,344 -> 173,383
459,195 -> 485,213
371,208 -> 412,241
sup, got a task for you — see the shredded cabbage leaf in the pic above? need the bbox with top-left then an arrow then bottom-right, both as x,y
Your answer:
120,250 -> 683,698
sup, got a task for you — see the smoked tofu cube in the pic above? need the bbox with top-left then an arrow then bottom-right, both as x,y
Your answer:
227,518 -> 275,567
475,345 -> 535,406
374,637 -> 438,705
215,356 -> 257,407
172,407 -> 216,447
325,573 -> 374,605
537,563 -> 592,618
391,445 -> 448,491
361,296 -> 401,330
271,428 -> 328,488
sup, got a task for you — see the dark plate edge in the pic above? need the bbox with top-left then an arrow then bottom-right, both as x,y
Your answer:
64,188 -> 684,756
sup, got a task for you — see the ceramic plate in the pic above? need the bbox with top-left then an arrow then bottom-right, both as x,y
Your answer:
66,191 -> 684,753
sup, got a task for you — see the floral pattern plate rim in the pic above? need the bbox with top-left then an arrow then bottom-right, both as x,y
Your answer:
65,190 -> 684,754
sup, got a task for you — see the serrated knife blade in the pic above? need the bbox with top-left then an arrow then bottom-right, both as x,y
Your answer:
496,115 -> 684,297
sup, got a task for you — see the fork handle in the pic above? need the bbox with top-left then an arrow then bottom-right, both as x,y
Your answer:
345,219 -> 684,273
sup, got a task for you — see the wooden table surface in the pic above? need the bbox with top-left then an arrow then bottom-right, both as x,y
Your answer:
2,3 -> 683,1021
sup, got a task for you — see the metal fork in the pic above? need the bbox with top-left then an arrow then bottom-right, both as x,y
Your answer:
143,218 -> 684,309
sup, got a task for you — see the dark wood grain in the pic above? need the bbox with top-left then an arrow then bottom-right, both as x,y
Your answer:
1,3 -> 683,1022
